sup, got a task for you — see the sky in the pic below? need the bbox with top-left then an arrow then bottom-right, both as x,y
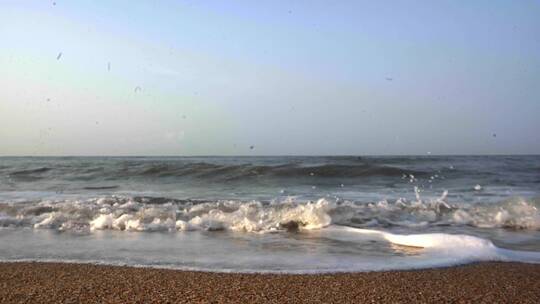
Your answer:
1,0 -> 539,156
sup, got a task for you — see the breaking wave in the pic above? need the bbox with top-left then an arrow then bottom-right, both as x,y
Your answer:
0,191 -> 538,233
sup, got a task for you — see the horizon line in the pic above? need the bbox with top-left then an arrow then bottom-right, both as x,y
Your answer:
1,153 -> 539,158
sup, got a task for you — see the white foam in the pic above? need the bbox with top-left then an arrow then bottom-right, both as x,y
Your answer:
1,193 -> 539,233
330,225 -> 540,265
179,198 -> 332,232
90,214 -> 114,231
112,214 -> 134,230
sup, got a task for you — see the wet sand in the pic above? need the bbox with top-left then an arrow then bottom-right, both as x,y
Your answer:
0,262 -> 539,303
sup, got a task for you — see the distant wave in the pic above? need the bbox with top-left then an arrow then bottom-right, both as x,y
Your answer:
10,167 -> 52,175
83,186 -> 119,190
134,163 -> 419,179
5,162 -> 423,182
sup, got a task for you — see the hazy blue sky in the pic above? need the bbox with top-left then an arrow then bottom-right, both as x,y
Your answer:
1,0 -> 539,156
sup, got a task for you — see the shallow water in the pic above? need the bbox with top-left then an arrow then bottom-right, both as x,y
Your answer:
0,156 -> 539,272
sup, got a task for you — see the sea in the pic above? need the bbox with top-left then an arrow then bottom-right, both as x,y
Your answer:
0,156 -> 539,273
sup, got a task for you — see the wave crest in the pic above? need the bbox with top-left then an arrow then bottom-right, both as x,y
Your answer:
0,193 -> 538,233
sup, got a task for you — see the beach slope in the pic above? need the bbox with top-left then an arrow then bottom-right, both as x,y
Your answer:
0,262 -> 539,303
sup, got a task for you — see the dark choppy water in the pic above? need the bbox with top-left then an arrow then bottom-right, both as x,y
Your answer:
0,156 -> 539,272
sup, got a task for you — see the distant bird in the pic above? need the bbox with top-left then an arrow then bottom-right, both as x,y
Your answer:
385,77 -> 393,81
134,86 -> 142,93
492,133 -> 497,138
249,145 -> 255,150
56,52 -> 62,60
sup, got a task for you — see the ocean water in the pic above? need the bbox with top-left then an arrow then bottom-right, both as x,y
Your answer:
0,156 -> 539,273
